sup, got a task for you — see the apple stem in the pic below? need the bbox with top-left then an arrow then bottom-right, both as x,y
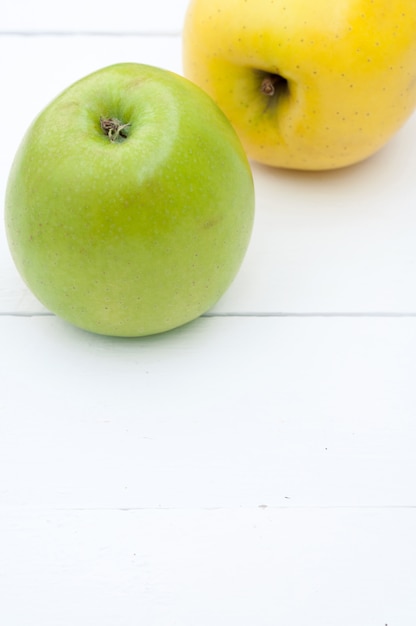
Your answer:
260,75 -> 284,97
100,117 -> 131,142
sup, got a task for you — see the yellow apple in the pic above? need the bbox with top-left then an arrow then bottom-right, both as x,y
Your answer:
183,0 -> 416,170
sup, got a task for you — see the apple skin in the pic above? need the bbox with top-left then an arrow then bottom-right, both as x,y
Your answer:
5,63 -> 254,337
183,0 -> 416,170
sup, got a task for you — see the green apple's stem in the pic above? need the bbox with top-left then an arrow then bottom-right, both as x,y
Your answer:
260,74 -> 284,97
100,117 -> 131,143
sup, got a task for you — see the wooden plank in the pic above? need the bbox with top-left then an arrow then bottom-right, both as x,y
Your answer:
1,35 -> 416,316
1,315 -> 415,510
1,506 -> 415,625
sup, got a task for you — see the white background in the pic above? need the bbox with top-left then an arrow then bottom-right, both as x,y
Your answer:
1,2 -> 416,625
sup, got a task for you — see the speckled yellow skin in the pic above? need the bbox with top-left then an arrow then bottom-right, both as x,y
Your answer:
183,0 -> 416,170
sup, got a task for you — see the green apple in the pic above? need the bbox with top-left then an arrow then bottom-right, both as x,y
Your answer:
183,0 -> 416,170
5,63 -> 254,337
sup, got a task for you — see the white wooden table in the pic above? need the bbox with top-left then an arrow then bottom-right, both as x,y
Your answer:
1,2 -> 416,624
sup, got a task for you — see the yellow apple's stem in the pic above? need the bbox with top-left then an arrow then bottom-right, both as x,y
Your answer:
100,117 -> 131,142
260,75 -> 284,97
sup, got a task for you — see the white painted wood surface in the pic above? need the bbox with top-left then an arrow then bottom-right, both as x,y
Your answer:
1,2 -> 416,625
